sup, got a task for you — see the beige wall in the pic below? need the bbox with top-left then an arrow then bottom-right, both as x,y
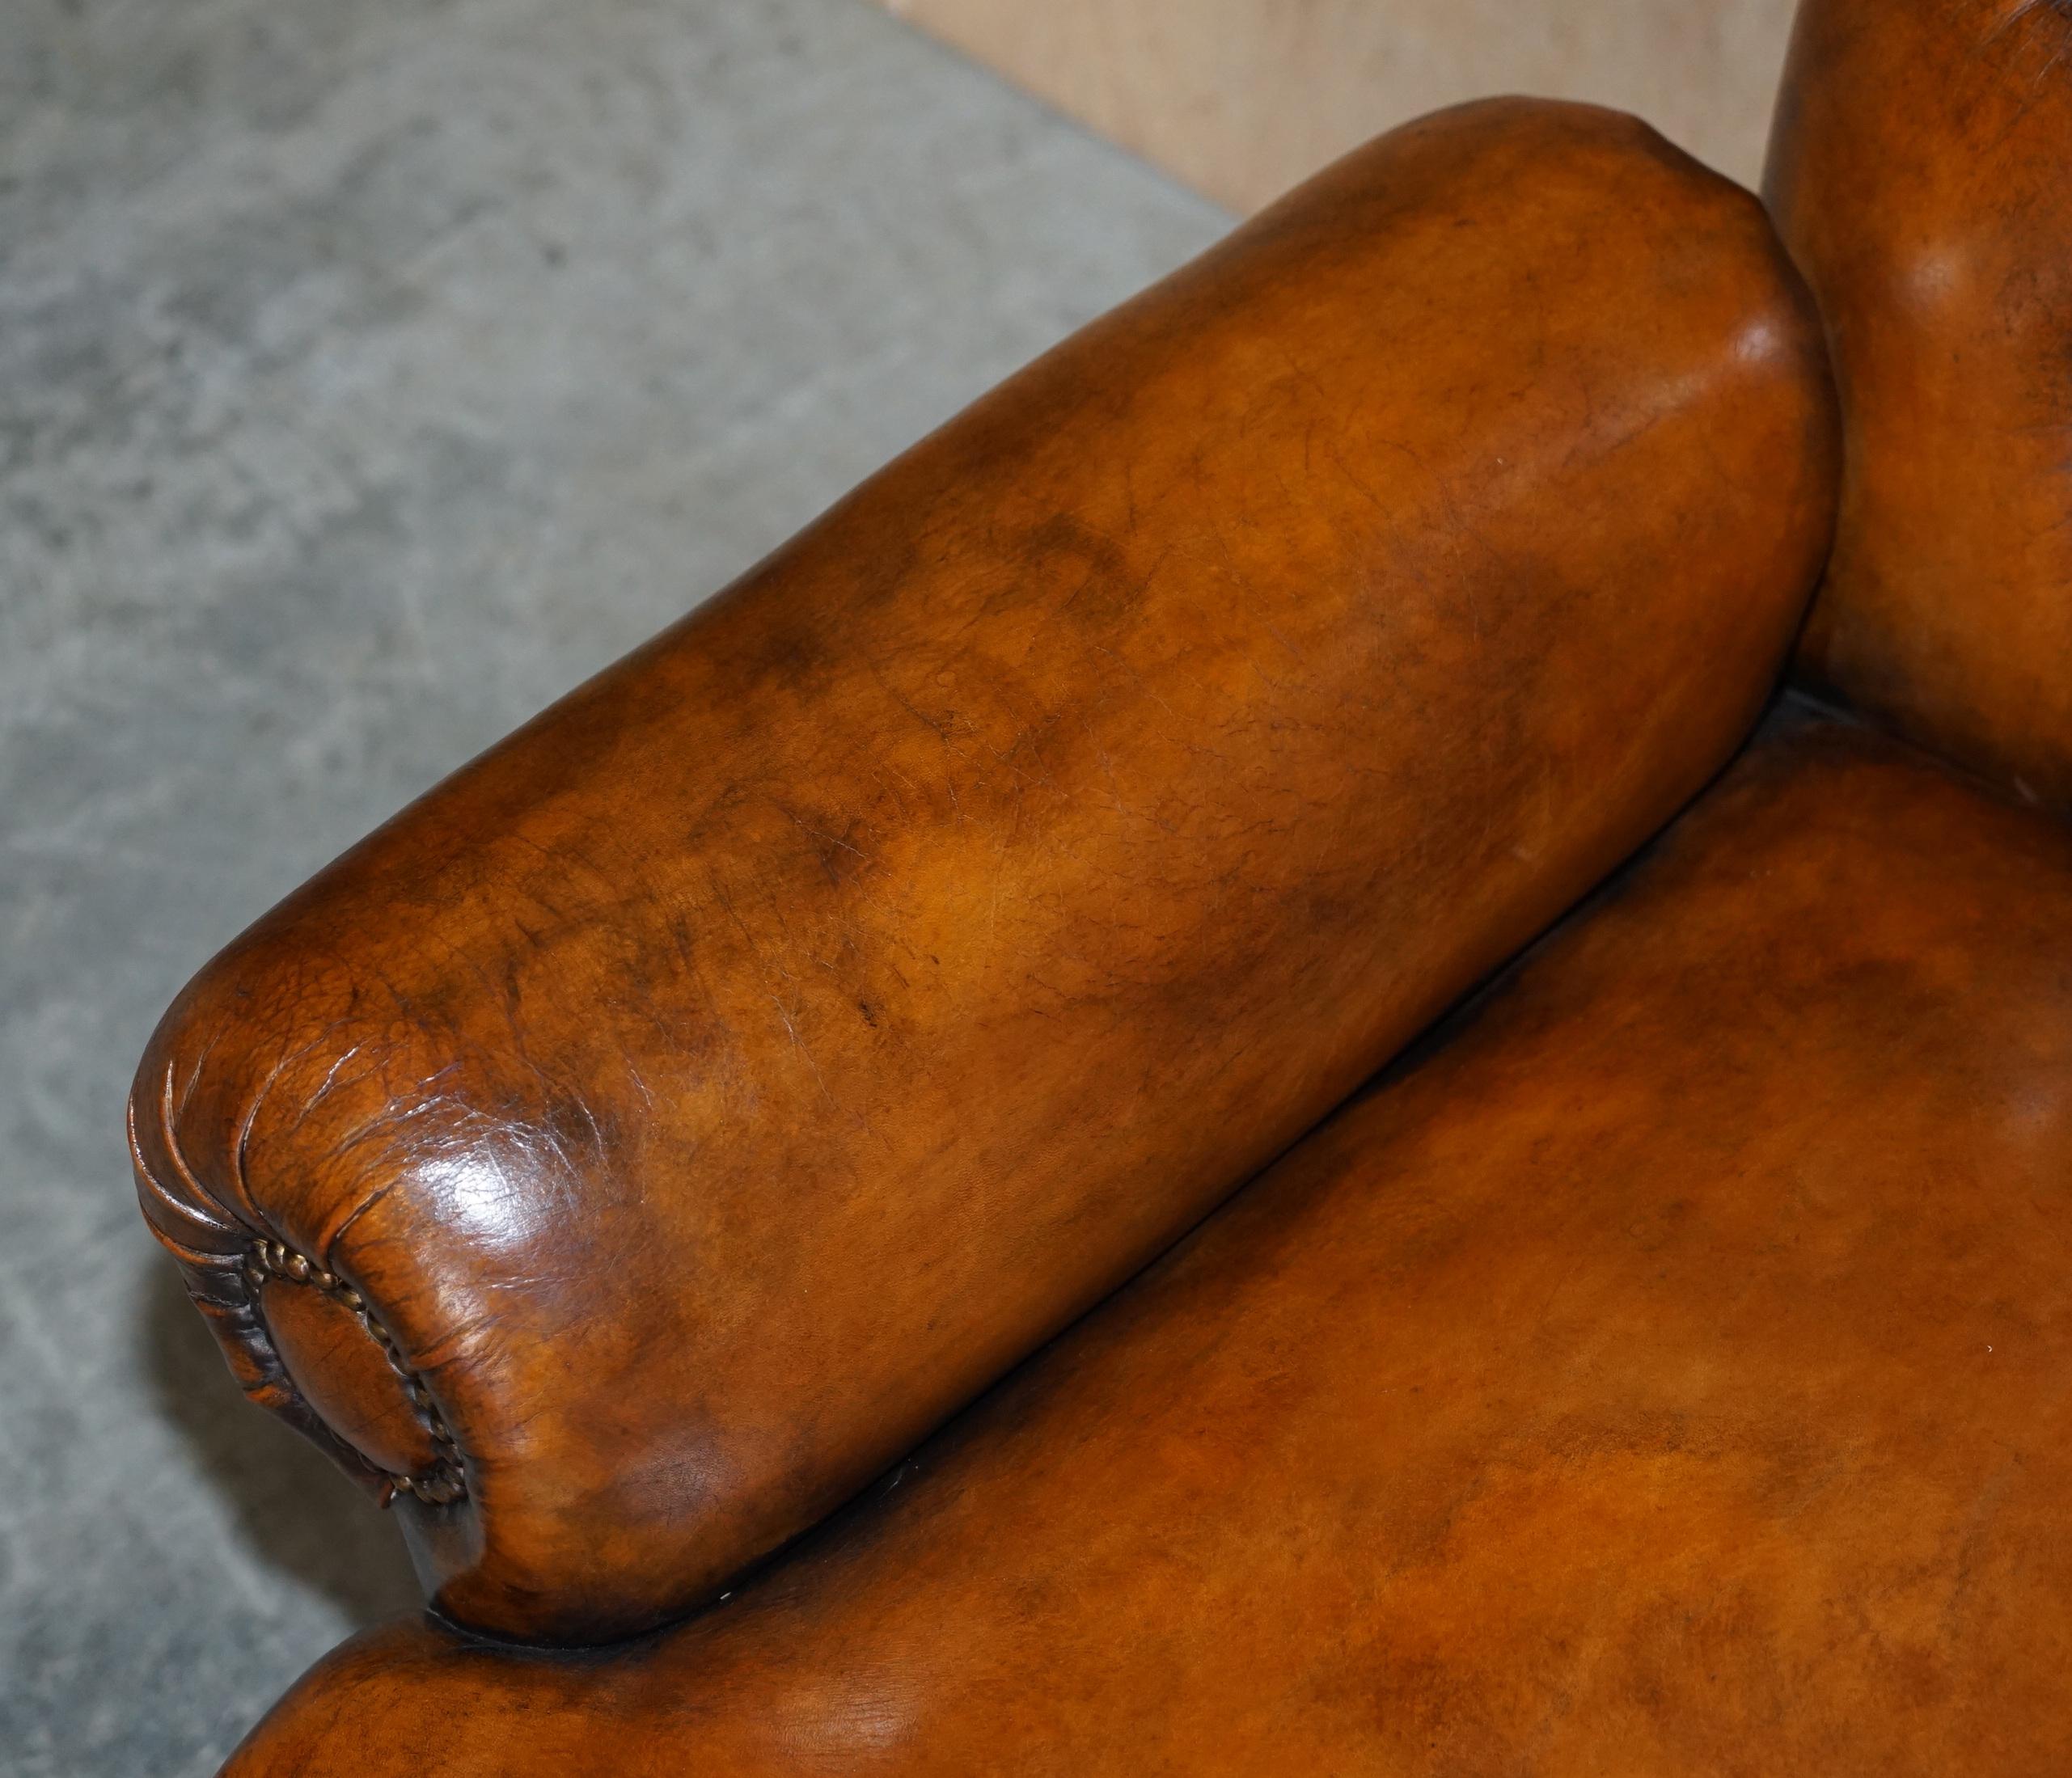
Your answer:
879,0 -> 1799,210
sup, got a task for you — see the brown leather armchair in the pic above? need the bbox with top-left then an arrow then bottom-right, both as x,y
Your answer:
136,0 -> 2072,1768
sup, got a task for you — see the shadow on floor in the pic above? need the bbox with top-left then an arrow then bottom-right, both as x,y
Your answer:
139,1259 -> 422,1626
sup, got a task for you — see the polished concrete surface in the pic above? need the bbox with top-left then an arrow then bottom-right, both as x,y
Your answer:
0,2 -> 1224,1768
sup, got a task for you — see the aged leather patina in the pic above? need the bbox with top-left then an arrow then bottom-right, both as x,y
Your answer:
1766,0 -> 2072,805
132,96 -> 1833,1644
137,0 -> 2072,1764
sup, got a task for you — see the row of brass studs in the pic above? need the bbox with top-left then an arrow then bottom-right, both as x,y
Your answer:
243,1239 -> 468,1507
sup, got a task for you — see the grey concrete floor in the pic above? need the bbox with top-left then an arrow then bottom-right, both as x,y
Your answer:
0,2 -> 1224,1769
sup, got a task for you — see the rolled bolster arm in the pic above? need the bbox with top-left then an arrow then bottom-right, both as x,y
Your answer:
131,95 -> 1837,1645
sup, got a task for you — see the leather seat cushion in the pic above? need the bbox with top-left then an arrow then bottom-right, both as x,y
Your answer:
228,707 -> 2072,1775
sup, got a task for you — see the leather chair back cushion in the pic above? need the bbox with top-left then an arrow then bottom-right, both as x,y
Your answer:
1767,0 -> 2072,805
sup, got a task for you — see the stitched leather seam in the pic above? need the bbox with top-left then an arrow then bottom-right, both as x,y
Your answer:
243,1239 -> 469,1508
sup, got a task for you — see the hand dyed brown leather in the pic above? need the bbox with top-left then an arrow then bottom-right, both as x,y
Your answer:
130,97 -> 1835,1643
220,716 -> 2072,1775
1765,0 -> 2072,805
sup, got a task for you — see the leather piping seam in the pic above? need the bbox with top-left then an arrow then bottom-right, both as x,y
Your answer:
242,1238 -> 469,1508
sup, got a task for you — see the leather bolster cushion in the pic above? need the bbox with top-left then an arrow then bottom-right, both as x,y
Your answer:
129,97 -> 1837,1645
